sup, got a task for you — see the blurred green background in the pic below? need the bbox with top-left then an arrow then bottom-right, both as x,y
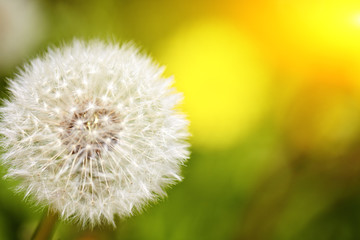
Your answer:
2,0 -> 360,239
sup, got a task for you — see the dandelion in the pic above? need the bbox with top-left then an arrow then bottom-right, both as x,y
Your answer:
0,40 -> 190,228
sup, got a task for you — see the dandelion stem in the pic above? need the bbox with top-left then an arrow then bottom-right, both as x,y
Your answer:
31,210 -> 58,240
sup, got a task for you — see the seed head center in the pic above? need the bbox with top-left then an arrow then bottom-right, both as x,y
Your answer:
60,100 -> 122,159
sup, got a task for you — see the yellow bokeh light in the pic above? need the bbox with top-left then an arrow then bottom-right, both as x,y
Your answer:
232,0 -> 360,81
157,19 -> 270,149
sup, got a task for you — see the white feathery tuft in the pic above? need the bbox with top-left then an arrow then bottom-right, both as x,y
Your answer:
0,40 -> 190,227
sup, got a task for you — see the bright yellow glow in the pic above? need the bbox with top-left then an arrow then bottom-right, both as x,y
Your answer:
157,20 -> 270,149
233,0 -> 360,81
351,13 -> 360,26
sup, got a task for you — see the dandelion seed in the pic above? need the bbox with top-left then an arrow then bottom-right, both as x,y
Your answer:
0,40 -> 190,227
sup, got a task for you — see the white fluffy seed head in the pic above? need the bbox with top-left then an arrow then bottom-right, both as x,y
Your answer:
0,40 -> 190,227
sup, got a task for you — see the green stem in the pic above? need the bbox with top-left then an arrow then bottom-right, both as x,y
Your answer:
31,210 -> 58,240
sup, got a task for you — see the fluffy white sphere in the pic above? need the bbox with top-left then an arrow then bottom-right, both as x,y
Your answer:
0,40 -> 190,227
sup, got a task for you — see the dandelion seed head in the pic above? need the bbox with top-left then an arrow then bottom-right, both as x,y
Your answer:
0,40 -> 190,227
